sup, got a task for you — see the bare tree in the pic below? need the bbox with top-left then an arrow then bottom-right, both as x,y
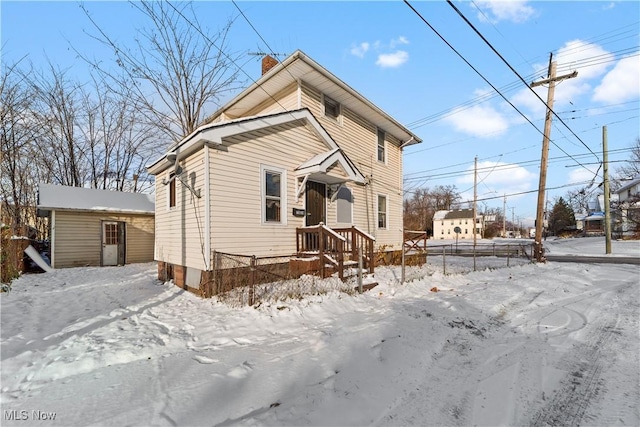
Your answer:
613,137 -> 640,189
29,63 -> 88,187
403,185 -> 462,235
0,60 -> 48,235
78,1 -> 246,144
79,76 -> 160,193
565,186 -> 592,215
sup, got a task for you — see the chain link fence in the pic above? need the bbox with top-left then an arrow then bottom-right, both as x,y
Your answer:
209,251 -> 356,307
401,241 -> 534,277
208,241 -> 535,307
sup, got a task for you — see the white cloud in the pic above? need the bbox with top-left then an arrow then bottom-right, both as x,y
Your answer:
568,166 -> 600,187
474,0 -> 535,23
556,40 -> 613,80
350,42 -> 370,59
512,40 -> 615,115
390,36 -> 409,48
351,36 -> 410,68
444,105 -> 509,137
593,56 -> 640,103
457,161 -> 537,204
376,51 -> 409,68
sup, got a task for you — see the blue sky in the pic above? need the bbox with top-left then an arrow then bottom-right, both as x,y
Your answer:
2,1 -> 639,225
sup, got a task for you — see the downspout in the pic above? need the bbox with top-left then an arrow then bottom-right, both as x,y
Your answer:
204,143 -> 211,270
50,210 -> 56,268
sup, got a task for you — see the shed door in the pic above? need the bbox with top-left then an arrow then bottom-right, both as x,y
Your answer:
305,181 -> 326,226
102,221 -> 125,266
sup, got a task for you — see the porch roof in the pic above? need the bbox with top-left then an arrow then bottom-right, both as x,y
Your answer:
295,148 -> 365,184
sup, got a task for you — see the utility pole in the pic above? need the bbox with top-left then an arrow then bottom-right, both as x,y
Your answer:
473,155 -> 477,271
603,125 -> 612,254
502,194 -> 507,238
531,54 -> 578,262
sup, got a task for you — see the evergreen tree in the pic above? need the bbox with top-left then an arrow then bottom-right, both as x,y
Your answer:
549,197 -> 576,235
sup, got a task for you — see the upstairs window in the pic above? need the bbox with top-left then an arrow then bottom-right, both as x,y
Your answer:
324,95 -> 340,120
377,128 -> 386,163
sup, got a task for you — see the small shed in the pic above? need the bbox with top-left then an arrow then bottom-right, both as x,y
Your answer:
37,184 -> 155,268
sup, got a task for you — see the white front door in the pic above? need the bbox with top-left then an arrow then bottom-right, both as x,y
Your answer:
102,221 -> 119,266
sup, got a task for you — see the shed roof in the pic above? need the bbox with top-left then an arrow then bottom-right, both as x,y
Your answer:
38,184 -> 154,214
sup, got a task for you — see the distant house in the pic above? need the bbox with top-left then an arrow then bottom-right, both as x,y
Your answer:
614,176 -> 640,236
37,184 -> 155,268
146,50 -> 422,290
583,193 -> 606,236
432,209 -> 483,240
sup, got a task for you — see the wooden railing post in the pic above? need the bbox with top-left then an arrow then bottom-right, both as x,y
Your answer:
319,225 -> 325,278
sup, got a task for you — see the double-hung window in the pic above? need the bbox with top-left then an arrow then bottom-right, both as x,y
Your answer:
377,195 -> 387,229
377,128 -> 386,163
262,165 -> 287,224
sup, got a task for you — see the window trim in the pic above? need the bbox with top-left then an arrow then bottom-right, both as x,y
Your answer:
261,164 -> 287,225
335,186 -> 353,224
377,194 -> 388,230
377,127 -> 386,164
168,172 -> 176,210
322,94 -> 342,124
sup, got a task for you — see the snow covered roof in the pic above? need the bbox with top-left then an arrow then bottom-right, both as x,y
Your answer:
38,184 -> 154,214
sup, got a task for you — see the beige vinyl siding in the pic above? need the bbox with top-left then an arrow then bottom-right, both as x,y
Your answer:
154,150 -> 208,270
52,211 -> 154,268
300,84 -> 404,250
243,83 -> 299,118
209,121 -> 346,257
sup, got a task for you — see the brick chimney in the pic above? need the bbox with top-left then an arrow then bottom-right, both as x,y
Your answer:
261,55 -> 279,75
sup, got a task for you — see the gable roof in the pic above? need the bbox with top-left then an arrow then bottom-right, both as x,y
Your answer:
433,209 -> 475,220
615,176 -> 640,194
295,148 -> 364,184
38,184 -> 154,214
147,108 -> 363,181
206,50 -> 422,147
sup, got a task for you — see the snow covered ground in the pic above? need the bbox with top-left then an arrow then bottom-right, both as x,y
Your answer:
1,237 -> 638,426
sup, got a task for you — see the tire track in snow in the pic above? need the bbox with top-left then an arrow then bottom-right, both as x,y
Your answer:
528,317 -> 615,427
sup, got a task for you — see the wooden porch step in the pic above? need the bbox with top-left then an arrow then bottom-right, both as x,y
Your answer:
354,282 -> 378,292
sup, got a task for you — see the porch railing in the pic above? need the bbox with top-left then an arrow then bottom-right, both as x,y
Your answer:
296,223 -> 345,279
333,226 -> 375,274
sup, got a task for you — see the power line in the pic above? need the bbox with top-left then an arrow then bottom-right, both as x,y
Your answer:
164,1 -> 300,128
402,1 -> 546,139
403,148 -> 634,182
445,0 -> 601,164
